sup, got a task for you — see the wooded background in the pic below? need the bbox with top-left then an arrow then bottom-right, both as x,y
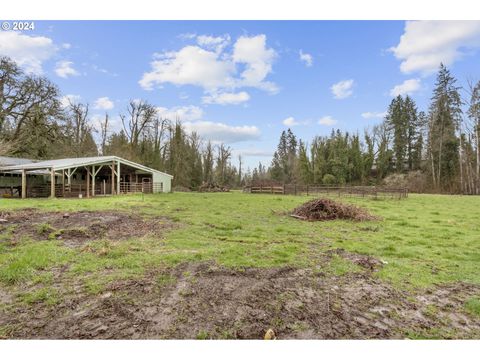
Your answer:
1,57 -> 479,194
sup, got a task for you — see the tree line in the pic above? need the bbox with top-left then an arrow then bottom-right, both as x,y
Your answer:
0,56 -> 240,189
1,56 -> 479,193
255,64 -> 480,194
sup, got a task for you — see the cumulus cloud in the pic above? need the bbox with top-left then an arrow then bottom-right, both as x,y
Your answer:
156,105 -> 204,121
202,91 -> 250,105
390,79 -> 421,97
232,34 -> 278,93
60,94 -> 81,108
139,34 -> 278,99
0,31 -> 57,74
390,21 -> 480,75
183,121 -> 261,143
299,50 -> 313,67
139,45 -> 235,91
94,97 -> 114,110
331,79 -> 354,99
318,116 -> 337,126
55,60 -> 79,78
196,34 -> 230,53
361,111 -> 387,119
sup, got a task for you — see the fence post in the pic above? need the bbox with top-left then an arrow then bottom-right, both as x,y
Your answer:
306,185 -> 309,196
294,184 -> 297,196
283,184 -> 285,195
271,186 -> 273,194
260,185 -> 263,193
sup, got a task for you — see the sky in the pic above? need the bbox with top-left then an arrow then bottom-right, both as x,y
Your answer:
1,20 -> 480,170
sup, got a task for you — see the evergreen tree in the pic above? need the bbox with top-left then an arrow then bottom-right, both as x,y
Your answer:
427,64 -> 462,191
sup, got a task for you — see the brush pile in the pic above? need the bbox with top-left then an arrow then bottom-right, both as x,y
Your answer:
291,198 -> 379,221
198,181 -> 230,192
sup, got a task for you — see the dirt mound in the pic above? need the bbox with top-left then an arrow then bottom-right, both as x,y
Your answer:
291,198 -> 379,221
0,209 -> 174,247
2,262 -> 479,339
198,181 -> 229,193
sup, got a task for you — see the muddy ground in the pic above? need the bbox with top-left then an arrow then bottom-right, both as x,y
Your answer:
0,209 -> 174,247
0,210 -> 479,339
1,261 -> 479,339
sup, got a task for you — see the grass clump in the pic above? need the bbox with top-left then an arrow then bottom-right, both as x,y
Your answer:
464,297 -> 480,317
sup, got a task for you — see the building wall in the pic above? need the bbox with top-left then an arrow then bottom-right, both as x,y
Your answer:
152,172 -> 172,193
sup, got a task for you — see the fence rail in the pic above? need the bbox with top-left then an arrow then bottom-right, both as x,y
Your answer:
19,182 -> 164,198
245,184 -> 408,199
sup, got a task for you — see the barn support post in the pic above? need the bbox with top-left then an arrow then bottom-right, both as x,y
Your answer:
62,169 -> 65,197
50,168 -> 56,198
92,165 -> 95,197
111,161 -> 115,195
117,161 -> 121,195
86,167 -> 90,198
21,169 -> 26,199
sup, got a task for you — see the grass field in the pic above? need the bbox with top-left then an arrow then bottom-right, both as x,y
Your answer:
0,192 -> 479,339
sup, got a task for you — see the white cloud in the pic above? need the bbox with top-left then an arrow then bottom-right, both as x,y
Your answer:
184,121 -> 260,143
55,60 -> 79,78
178,33 -> 197,40
156,105 -> 204,121
139,45 -> 235,91
232,34 -> 278,93
299,50 -> 313,67
94,97 -> 114,110
196,34 -> 230,53
0,31 -> 57,74
232,148 -> 274,157
283,116 -> 312,127
361,111 -> 387,119
139,34 -> 278,96
318,116 -> 337,126
331,79 -> 354,99
389,78 -> 421,97
282,116 -> 299,126
390,21 -> 480,75
62,43 -> 72,49
60,94 -> 81,108
202,91 -> 250,105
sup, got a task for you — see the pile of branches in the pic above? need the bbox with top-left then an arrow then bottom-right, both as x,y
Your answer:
291,198 -> 379,221
198,181 -> 230,193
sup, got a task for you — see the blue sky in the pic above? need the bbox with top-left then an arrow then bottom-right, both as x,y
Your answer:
1,21 -> 480,169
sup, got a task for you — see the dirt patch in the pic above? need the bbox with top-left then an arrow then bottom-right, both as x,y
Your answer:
2,262 -> 479,339
328,248 -> 384,271
291,198 -> 379,221
0,209 -> 175,247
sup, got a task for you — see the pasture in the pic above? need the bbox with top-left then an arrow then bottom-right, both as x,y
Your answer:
0,192 -> 479,339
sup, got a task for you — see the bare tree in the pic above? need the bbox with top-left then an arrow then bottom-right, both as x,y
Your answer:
99,113 -> 109,155
120,100 -> 157,151
216,144 -> 232,185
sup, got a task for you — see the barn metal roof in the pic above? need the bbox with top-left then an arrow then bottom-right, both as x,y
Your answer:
0,156 -> 173,178
0,156 -> 36,166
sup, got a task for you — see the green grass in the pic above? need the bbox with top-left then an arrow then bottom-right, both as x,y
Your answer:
465,297 -> 480,317
0,192 -> 479,292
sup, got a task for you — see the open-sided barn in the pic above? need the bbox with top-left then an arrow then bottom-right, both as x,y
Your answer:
0,156 -> 173,198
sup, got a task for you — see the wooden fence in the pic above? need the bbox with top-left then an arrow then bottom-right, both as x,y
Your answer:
245,184 -> 408,199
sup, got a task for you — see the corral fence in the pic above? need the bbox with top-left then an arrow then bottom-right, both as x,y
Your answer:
16,182 -> 164,198
244,184 -> 408,199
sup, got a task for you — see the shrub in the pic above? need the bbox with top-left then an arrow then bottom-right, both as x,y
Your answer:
322,174 -> 336,185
